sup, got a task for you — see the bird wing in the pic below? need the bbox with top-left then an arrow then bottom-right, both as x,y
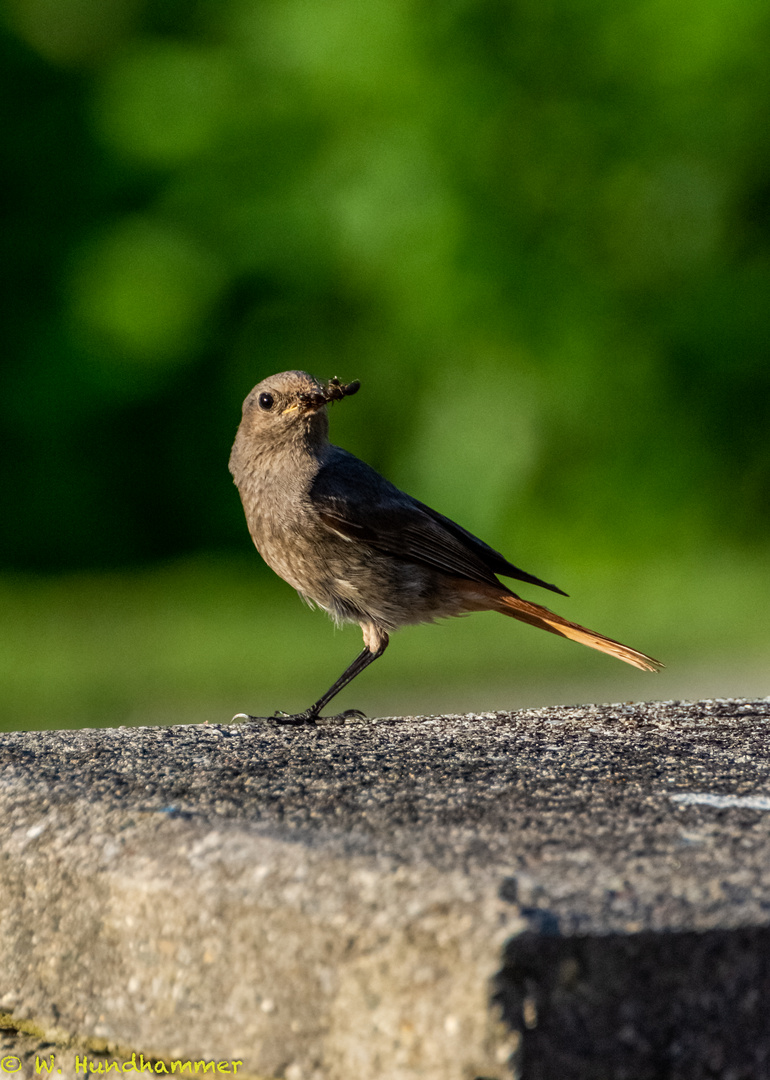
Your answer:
309,448 -> 567,596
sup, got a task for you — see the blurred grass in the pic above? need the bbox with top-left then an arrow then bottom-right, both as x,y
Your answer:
1,551 -> 766,732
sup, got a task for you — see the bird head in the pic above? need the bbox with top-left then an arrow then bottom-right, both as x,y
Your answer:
232,370 -> 360,458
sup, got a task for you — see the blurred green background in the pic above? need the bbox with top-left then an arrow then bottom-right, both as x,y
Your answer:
1,0 -> 768,731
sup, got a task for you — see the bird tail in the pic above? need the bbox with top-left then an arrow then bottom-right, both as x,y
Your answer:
494,592 -> 662,672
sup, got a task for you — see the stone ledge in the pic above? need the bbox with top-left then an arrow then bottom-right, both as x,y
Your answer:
1,698 -> 769,1079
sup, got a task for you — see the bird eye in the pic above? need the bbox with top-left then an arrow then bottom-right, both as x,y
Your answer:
258,392 -> 274,411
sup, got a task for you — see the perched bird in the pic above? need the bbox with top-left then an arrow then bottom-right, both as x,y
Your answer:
229,371 -> 661,722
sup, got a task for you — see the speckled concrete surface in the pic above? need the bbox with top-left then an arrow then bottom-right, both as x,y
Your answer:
1,698 -> 770,1079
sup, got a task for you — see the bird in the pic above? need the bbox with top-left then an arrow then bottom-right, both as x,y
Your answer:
229,370 -> 661,722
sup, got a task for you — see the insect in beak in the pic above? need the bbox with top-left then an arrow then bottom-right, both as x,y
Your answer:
297,377 -> 361,412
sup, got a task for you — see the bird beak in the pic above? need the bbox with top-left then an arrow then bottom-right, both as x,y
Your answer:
285,395 -> 328,414
283,378 -> 359,417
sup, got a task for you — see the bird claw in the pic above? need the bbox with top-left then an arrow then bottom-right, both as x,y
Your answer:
272,710 -> 318,725
230,711 -> 314,725
231,708 -> 367,726
315,708 -> 367,725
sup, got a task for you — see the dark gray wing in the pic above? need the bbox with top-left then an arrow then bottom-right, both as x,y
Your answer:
309,448 -> 567,596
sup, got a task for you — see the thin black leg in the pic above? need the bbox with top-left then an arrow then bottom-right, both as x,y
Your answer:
235,638 -> 389,725
293,639 -> 388,722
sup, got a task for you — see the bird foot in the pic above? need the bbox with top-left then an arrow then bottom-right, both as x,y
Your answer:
272,709 -> 319,725
231,708 -> 366,726
230,710 -> 315,725
319,708 -> 367,724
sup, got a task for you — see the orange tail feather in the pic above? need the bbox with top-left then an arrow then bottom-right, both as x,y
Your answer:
494,593 -> 662,672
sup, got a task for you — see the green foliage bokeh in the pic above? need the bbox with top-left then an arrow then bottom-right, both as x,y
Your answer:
3,0 -> 769,574
1,0 -> 768,727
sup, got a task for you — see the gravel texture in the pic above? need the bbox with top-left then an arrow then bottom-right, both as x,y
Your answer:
1,697 -> 770,1079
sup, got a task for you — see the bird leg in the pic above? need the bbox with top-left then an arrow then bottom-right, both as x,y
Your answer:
234,637 -> 389,725
281,639 -> 388,723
